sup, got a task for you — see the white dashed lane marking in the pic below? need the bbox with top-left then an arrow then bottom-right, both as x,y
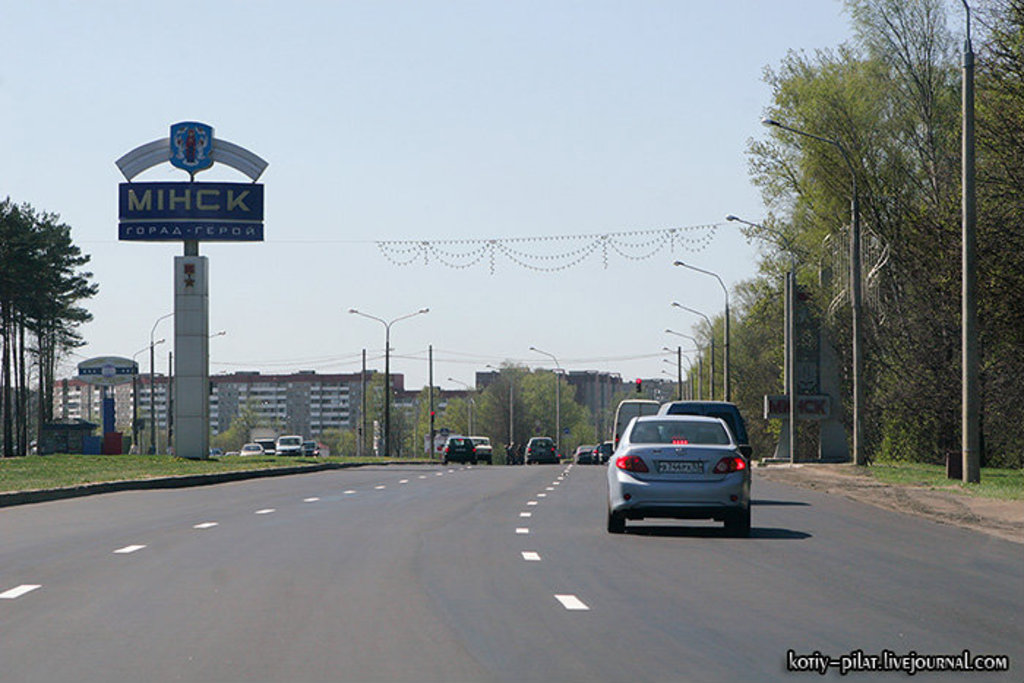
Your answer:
521,552 -> 541,562
418,475 -> 427,479
537,493 -> 547,498
344,490 -> 356,495
375,485 -> 386,490
545,487 -> 555,491
113,545 -> 146,554
400,479 -> 409,484
555,594 -> 590,611
516,528 -> 530,534
303,497 -> 320,502
527,501 -> 538,506
255,508 -> 276,515
519,512 -> 532,518
193,522 -> 219,529
0,585 -> 41,599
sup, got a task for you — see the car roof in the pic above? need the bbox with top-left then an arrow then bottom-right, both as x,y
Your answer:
636,414 -> 725,423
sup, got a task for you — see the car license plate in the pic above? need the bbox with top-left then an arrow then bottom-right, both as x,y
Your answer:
657,460 -> 703,474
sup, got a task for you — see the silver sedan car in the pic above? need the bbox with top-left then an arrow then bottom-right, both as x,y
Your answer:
606,415 -> 751,536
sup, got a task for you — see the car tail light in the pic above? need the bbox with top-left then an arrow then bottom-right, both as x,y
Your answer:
615,454 -> 649,473
713,456 -> 747,474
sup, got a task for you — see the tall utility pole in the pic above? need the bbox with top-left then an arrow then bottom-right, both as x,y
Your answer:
359,349 -> 366,458
429,345 -> 435,459
961,0 -> 980,483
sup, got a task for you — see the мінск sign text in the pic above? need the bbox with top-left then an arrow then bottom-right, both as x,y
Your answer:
118,181 -> 264,241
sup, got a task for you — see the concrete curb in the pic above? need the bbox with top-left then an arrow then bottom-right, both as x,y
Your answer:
0,461 -> 434,508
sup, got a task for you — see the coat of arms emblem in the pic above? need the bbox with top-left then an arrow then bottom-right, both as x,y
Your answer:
170,122 -> 214,177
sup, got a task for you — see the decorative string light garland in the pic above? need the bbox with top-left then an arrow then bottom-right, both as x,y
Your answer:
377,224 -> 719,274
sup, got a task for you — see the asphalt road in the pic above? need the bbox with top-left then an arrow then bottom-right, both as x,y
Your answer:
1,464 -> 1021,682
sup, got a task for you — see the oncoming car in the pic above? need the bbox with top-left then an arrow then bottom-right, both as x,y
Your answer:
606,415 -> 751,536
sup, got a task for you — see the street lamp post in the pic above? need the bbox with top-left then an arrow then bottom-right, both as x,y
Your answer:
149,312 -> 173,454
662,347 -> 683,400
674,262 -> 730,402
529,346 -> 562,456
665,329 -> 703,399
349,308 -> 429,458
727,214 -> 799,462
762,116 -> 865,466
672,303 -> 716,399
132,341 -> 162,454
447,377 -> 475,434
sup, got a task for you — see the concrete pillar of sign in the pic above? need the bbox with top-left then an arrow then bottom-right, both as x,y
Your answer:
818,328 -> 850,462
772,418 -> 792,461
173,255 -> 209,459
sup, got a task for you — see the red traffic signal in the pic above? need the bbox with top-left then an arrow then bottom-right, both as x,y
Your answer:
635,378 -> 642,393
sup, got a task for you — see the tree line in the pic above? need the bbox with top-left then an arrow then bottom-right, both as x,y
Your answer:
680,0 -> 1022,468
0,199 -> 97,456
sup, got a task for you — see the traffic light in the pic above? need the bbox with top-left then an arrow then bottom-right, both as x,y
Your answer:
635,378 -> 642,393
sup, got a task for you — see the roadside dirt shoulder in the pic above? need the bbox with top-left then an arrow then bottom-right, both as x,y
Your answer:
756,463 -> 1023,545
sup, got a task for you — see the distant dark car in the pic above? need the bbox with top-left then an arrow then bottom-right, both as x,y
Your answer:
525,437 -> 558,465
593,441 -> 614,465
301,440 -> 319,457
658,401 -> 752,459
443,436 -> 477,464
574,445 -> 596,464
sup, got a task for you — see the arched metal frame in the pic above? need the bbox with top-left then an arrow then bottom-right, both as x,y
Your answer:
116,137 -> 268,182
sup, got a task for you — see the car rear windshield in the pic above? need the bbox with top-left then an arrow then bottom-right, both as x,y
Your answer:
279,437 -> 301,446
628,420 -> 731,445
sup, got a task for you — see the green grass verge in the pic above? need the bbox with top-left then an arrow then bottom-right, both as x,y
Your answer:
867,462 -> 1024,501
0,453 -> 433,494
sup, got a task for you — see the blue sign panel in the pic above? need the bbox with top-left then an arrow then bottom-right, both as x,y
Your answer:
118,182 -> 264,241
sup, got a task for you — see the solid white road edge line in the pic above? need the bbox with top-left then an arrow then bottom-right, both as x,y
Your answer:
0,585 -> 41,599
555,594 -> 590,611
113,545 -> 146,554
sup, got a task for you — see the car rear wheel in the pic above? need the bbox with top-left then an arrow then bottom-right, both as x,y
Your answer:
607,508 -> 626,534
725,507 -> 751,537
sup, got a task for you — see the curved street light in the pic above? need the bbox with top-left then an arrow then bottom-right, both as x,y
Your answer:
665,329 -> 704,399
349,307 -> 429,457
133,340 -> 162,454
529,346 -> 563,456
149,312 -> 174,454
675,261 -> 730,401
761,116 -> 864,466
447,377 -> 475,434
727,214 -> 798,462
671,303 -> 716,400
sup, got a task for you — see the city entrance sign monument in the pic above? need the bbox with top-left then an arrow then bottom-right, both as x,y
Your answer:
116,122 -> 267,459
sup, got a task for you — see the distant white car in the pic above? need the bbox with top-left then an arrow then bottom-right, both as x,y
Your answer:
275,435 -> 304,456
607,415 -> 751,536
240,443 -> 265,456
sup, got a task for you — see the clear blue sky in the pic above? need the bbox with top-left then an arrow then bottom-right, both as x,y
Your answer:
1,1 -> 854,391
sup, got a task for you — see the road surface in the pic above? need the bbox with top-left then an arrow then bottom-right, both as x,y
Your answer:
1,464 -> 1020,681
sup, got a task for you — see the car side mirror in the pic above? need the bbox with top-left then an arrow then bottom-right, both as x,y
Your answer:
739,444 -> 753,460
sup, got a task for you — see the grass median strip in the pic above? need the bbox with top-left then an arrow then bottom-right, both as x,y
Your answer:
0,454 -> 432,495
